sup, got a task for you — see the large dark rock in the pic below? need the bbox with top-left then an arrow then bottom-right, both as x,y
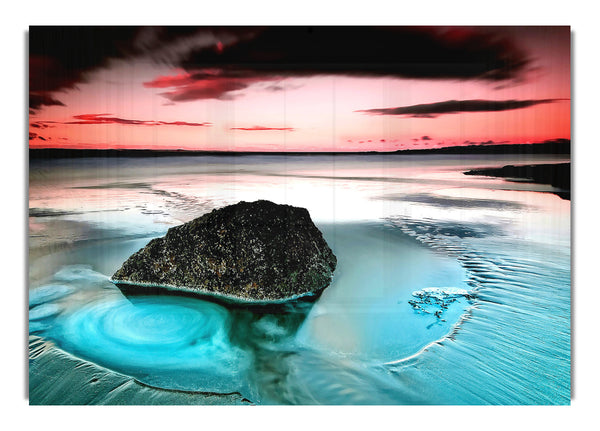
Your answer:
111,200 -> 337,302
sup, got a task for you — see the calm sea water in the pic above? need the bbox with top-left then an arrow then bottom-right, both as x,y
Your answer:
28,153 -> 570,404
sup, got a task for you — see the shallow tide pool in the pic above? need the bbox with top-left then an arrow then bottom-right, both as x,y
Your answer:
28,154 -> 570,404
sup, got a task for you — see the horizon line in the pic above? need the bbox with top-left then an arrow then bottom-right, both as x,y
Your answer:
29,139 -> 571,157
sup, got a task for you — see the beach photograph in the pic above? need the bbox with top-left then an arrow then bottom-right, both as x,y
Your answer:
25,24 -> 573,407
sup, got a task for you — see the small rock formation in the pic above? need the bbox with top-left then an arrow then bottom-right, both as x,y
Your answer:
464,162 -> 571,200
111,200 -> 337,302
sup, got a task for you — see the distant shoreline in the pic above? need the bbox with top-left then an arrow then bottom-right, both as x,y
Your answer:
29,139 -> 570,159
464,162 -> 571,200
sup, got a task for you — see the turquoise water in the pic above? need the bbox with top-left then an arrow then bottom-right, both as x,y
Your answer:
28,154 -> 570,404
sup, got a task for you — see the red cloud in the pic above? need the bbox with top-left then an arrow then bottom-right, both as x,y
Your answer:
230,126 -> 294,131
159,79 -> 248,102
142,71 -> 197,88
144,70 -> 279,102
64,114 -> 211,127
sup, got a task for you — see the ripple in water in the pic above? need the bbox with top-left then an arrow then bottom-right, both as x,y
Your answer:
49,296 -> 252,394
29,284 -> 75,308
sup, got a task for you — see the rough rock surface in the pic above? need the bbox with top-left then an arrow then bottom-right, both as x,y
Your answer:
112,200 -> 337,302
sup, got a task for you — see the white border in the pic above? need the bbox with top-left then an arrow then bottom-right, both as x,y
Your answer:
5,1 -> 598,429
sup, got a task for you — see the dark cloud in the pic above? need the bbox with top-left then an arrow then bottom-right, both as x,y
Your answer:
263,82 -> 304,92
264,84 -> 285,92
421,135 -> 432,140
29,93 -> 66,110
178,27 -> 531,83
230,126 -> 294,131
29,132 -> 48,141
357,99 -> 564,118
30,26 -> 538,110
29,27 -> 143,111
62,114 -> 211,127
29,26 -> 208,111
29,121 -> 53,129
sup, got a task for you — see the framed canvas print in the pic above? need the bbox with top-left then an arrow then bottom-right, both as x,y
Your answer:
28,26 -> 571,405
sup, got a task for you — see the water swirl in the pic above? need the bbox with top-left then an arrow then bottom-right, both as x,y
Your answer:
50,295 -> 251,393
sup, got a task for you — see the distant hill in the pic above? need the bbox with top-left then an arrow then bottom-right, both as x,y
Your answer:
397,139 -> 570,156
29,139 -> 570,159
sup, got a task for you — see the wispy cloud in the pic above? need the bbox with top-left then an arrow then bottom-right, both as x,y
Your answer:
29,132 -> 50,141
62,113 -> 212,127
230,125 -> 294,131
357,99 -> 566,118
144,70 -> 279,102
29,121 -> 54,129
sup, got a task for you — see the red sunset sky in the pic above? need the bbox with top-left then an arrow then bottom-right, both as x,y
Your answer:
28,26 -> 570,152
